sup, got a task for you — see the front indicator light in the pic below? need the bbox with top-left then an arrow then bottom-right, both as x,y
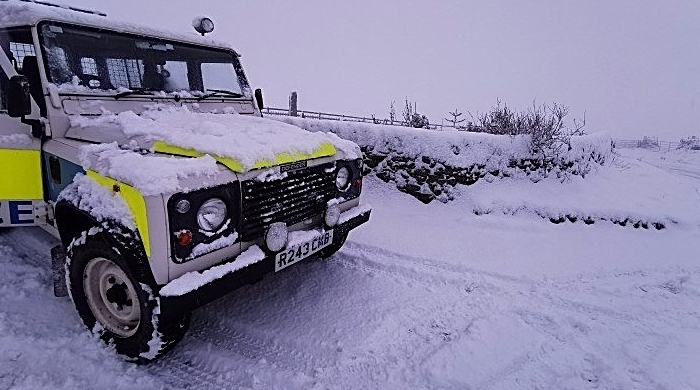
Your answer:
176,230 -> 193,246
353,177 -> 363,189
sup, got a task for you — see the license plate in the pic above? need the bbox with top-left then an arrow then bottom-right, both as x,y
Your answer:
275,230 -> 333,272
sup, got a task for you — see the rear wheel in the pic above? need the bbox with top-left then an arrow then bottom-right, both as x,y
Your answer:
67,230 -> 189,363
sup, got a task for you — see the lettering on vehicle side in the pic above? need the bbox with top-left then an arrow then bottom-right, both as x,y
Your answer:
0,201 -> 35,226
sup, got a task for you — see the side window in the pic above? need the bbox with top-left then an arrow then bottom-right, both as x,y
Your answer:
0,28 -> 35,113
9,42 -> 35,72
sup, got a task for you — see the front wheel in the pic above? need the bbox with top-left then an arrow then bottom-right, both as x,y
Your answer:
67,230 -> 189,363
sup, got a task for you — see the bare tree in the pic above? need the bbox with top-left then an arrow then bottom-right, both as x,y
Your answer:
389,101 -> 396,125
525,102 -> 586,158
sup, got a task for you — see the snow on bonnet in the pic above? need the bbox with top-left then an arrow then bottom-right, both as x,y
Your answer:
77,142 -> 220,196
70,105 -> 361,175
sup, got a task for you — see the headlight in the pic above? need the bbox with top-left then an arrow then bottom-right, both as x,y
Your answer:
196,198 -> 228,231
336,167 -> 350,191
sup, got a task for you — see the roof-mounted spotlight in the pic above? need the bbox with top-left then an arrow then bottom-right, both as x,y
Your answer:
192,16 -> 215,36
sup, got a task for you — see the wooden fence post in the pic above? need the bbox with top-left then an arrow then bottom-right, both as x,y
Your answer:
289,91 -> 298,117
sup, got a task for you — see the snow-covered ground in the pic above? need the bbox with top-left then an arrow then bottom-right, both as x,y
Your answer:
1,148 -> 699,390
620,146 -> 700,180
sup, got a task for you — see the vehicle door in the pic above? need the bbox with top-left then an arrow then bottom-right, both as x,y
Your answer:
0,27 -> 45,227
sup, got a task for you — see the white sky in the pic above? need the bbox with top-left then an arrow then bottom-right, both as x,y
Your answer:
58,0 -> 700,140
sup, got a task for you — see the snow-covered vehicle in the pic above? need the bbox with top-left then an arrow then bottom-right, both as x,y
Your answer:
0,1 -> 370,362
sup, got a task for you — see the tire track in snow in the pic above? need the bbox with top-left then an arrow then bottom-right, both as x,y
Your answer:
329,246 -> 498,296
149,352 -> 253,390
341,241 -> 699,327
338,241 -> 700,389
187,316 -> 336,377
341,241 -> 536,286
0,227 -> 57,269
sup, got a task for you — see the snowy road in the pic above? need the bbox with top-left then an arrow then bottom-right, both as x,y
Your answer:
2,226 -> 699,389
1,150 -> 700,389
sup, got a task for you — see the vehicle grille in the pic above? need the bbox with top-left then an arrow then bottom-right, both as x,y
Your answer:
240,163 -> 336,241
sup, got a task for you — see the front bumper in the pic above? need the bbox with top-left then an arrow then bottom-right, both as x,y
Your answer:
158,208 -> 370,317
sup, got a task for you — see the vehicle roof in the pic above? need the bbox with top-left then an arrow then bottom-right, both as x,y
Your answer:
0,0 -> 236,52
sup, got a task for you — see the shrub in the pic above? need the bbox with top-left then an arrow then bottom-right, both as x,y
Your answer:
475,100 -> 586,160
402,97 -> 431,129
679,136 -> 700,150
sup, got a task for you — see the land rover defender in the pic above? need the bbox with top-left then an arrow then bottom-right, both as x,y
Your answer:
0,0 -> 370,361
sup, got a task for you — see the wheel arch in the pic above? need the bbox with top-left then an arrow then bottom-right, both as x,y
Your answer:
55,200 -> 156,286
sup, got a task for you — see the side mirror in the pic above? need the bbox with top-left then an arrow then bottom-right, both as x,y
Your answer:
254,88 -> 264,111
8,75 -> 31,118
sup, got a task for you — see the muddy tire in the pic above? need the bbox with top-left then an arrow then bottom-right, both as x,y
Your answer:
67,229 -> 189,363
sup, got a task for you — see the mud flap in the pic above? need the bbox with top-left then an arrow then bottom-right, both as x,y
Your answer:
51,244 -> 68,297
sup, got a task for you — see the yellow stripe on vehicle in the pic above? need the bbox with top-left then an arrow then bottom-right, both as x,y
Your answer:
251,142 -> 337,169
153,141 -> 336,172
0,149 -> 43,199
86,170 -> 151,258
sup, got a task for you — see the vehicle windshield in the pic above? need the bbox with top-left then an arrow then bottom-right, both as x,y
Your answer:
38,21 -> 252,97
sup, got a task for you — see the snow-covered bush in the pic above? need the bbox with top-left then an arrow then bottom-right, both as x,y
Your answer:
475,100 -> 586,162
679,135 -> 700,150
402,98 -> 430,129
272,116 -> 613,204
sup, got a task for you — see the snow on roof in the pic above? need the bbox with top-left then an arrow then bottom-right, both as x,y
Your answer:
0,0 -> 235,51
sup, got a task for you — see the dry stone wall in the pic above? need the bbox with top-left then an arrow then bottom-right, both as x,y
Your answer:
273,116 -> 613,204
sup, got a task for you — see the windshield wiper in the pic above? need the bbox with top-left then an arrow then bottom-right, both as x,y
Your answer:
197,89 -> 244,101
113,88 -> 156,100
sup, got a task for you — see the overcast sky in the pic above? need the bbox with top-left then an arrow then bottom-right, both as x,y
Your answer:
59,0 -> 700,140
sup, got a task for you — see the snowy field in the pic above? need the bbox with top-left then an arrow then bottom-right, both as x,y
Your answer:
1,148 -> 699,390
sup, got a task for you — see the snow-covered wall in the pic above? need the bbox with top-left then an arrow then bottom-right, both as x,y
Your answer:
273,116 -> 613,203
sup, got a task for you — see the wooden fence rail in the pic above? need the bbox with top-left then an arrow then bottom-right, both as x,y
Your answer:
614,139 -> 681,151
264,108 -> 692,151
262,107 -> 463,131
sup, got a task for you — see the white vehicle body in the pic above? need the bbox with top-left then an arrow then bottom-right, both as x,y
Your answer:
0,0 -> 370,361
